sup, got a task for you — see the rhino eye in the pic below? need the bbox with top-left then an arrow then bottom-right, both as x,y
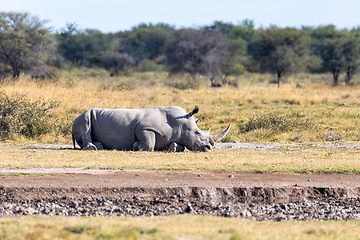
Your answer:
195,131 -> 201,136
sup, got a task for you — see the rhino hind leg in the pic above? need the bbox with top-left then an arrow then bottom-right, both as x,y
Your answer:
93,142 -> 103,150
82,142 -> 103,150
84,142 -> 97,150
72,109 -> 98,150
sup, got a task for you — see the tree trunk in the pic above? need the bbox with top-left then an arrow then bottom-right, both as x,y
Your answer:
277,72 -> 282,88
332,70 -> 339,86
12,67 -> 20,79
345,66 -> 353,85
345,73 -> 350,85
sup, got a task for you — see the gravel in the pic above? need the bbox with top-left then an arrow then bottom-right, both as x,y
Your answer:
1,187 -> 360,221
2,197 -> 360,221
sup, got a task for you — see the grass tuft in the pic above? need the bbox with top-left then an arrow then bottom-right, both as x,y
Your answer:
239,112 -> 314,133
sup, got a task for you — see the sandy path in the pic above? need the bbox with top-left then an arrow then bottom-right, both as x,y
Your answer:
0,169 -> 359,188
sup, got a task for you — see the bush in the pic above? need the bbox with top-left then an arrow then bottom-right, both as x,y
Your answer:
100,53 -> 134,76
0,91 -> 59,139
239,112 -> 313,133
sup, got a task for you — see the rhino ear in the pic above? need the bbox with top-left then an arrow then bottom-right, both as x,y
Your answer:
203,127 -> 211,135
188,105 -> 199,116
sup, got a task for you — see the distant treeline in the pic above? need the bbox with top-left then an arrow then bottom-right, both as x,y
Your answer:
1,11 -> 360,86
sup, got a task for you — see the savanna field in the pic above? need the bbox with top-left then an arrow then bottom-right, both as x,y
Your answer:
2,70 -> 360,239
2,69 -> 360,144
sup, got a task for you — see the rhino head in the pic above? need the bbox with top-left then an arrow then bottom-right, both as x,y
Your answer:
178,106 -> 231,152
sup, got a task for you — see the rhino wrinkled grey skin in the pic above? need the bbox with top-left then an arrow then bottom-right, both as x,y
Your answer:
72,106 -> 231,152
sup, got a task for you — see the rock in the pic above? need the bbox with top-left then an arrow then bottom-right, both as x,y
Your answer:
70,201 -> 78,208
183,204 -> 192,213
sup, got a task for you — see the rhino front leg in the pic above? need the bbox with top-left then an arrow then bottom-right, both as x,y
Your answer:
168,142 -> 185,152
133,130 -> 156,151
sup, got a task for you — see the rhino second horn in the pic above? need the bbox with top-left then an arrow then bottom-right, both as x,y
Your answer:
213,124 -> 231,142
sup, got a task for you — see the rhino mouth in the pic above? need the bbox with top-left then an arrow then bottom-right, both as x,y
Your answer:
203,144 -> 212,152
197,143 -> 212,152
186,143 -> 212,152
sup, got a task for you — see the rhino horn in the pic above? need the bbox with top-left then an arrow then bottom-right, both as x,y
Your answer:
212,124 -> 231,142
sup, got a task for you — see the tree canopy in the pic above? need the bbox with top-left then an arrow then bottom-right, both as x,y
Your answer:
0,11 -> 52,78
2,11 -> 360,86
248,27 -> 309,87
166,28 -> 228,80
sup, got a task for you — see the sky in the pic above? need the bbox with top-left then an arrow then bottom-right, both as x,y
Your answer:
2,0 -> 360,33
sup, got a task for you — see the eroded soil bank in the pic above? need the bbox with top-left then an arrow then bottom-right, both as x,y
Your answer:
1,170 -> 360,221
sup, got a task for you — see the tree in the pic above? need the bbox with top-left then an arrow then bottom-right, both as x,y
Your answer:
165,28 -> 228,81
248,27 -> 309,87
343,31 -> 360,85
309,25 -> 341,57
207,21 -> 235,35
321,38 -> 345,86
309,25 -> 350,85
0,12 -> 52,78
100,53 -> 134,76
116,23 -> 175,63
207,20 -> 255,80
57,23 -> 111,66
221,37 -> 248,79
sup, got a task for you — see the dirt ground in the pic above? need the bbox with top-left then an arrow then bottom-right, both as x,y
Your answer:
1,141 -> 360,189
1,169 -> 360,189
1,142 -> 360,206
1,168 -> 360,205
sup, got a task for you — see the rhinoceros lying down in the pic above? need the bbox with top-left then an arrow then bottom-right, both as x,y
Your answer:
72,106 -> 230,152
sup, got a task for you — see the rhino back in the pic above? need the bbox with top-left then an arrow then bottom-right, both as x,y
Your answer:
90,108 -> 142,150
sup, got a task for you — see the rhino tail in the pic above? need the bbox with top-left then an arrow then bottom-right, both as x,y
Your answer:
72,133 -> 76,150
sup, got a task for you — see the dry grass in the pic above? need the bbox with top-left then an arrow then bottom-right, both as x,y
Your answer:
1,143 -> 360,173
1,215 -> 360,240
2,71 -> 360,143
1,71 -> 360,239
0,71 -> 360,173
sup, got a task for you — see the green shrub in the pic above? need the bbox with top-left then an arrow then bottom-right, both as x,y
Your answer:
54,115 -> 73,141
239,112 -> 314,133
0,91 -> 59,139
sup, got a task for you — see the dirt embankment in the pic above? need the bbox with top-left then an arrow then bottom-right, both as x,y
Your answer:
2,142 -> 360,220
1,170 -> 360,221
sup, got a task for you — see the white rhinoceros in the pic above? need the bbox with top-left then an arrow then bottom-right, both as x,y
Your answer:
72,106 -> 230,152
